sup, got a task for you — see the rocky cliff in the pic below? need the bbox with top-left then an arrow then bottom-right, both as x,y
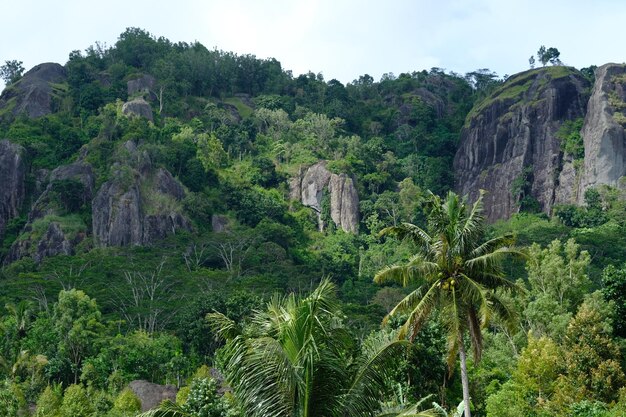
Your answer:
579,63 -> 626,200
5,162 -> 95,263
454,67 -> 590,220
289,161 -> 359,233
92,140 -> 190,247
0,63 -> 67,119
0,140 -> 26,241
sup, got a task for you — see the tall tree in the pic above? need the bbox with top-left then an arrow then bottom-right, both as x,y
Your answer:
374,191 -> 522,417
0,60 -> 24,86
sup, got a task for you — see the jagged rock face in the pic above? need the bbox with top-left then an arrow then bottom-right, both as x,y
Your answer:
92,141 -> 191,247
0,140 -> 25,241
579,63 -> 626,200
329,174 -> 359,233
0,63 -> 67,118
5,162 -> 95,263
122,98 -> 153,122
454,68 -> 590,221
128,380 -> 177,412
290,161 -> 359,233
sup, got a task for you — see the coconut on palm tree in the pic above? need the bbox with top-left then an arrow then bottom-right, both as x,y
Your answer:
375,190 -> 522,417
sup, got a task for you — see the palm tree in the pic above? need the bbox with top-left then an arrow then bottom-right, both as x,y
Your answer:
140,278 -> 438,417
374,191 -> 522,417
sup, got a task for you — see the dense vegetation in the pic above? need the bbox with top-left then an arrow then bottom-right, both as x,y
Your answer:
0,28 -> 625,416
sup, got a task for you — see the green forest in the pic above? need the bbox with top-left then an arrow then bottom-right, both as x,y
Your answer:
0,28 -> 625,417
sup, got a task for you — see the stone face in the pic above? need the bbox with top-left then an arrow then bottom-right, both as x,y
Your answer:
128,380 -> 177,412
579,63 -> 626,201
92,141 -> 191,247
290,161 -> 359,233
0,140 -> 25,241
122,98 -> 153,122
454,67 -> 590,221
0,63 -> 67,118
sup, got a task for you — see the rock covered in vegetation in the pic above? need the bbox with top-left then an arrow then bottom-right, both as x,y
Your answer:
454,67 -> 590,221
290,161 -> 359,233
122,98 -> 153,121
5,162 -> 95,263
579,63 -> 626,200
128,380 -> 178,412
0,62 -> 67,118
127,74 -> 156,97
92,140 -> 191,247
0,140 -> 25,241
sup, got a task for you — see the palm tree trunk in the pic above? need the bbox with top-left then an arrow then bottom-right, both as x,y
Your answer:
458,337 -> 471,417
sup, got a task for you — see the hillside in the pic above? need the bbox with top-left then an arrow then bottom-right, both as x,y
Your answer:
0,28 -> 625,417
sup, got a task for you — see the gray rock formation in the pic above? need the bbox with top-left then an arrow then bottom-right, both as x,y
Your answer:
0,63 -> 67,118
128,380 -> 177,412
289,161 -> 359,233
211,214 -> 230,232
579,63 -> 626,200
5,162 -> 94,263
454,67 -> 590,221
122,98 -> 153,122
92,141 -> 191,247
127,74 -> 156,97
0,140 -> 25,241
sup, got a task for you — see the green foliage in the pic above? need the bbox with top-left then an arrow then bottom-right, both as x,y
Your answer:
182,377 -> 227,417
113,387 -> 142,415
0,379 -> 20,417
556,118 -> 584,159
602,263 -> 626,337
0,60 -> 25,85
35,384 -> 62,417
60,384 -> 93,417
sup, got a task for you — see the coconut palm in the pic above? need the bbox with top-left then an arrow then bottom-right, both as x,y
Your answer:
140,278 -> 438,417
374,191 -> 522,417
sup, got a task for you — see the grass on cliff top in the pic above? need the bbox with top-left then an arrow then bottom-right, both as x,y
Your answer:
465,65 -> 579,125
223,96 -> 254,119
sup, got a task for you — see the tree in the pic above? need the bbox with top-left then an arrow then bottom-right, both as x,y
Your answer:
0,60 -> 24,86
53,289 -> 104,384
536,46 -> 561,66
140,279 -> 436,417
529,56 -> 536,69
374,191 -> 522,417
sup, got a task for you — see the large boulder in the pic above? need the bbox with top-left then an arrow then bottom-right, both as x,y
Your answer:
128,380 -> 177,412
289,161 -> 359,233
0,63 -> 67,118
0,140 -> 25,241
454,67 -> 590,221
122,98 -> 153,122
579,63 -> 626,200
127,74 -> 156,97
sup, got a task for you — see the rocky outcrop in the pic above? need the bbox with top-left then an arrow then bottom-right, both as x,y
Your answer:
92,141 -> 191,247
127,74 -> 156,97
454,67 -> 590,221
0,63 -> 67,118
289,161 -> 359,233
0,140 -> 25,241
5,162 -> 94,263
579,63 -> 626,200
122,98 -> 153,122
128,380 -> 177,412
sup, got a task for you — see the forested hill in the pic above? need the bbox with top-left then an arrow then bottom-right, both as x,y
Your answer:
0,27 -> 625,417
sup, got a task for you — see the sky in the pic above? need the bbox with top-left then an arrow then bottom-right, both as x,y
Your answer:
1,0 -> 626,90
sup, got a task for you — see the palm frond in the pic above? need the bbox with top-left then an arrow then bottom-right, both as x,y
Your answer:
379,223 -> 433,250
342,338 -> 412,416
206,311 -> 239,341
136,400 -> 190,417
390,282 -> 439,340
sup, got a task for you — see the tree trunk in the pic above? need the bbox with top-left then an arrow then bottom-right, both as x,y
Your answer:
458,337 -> 472,417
